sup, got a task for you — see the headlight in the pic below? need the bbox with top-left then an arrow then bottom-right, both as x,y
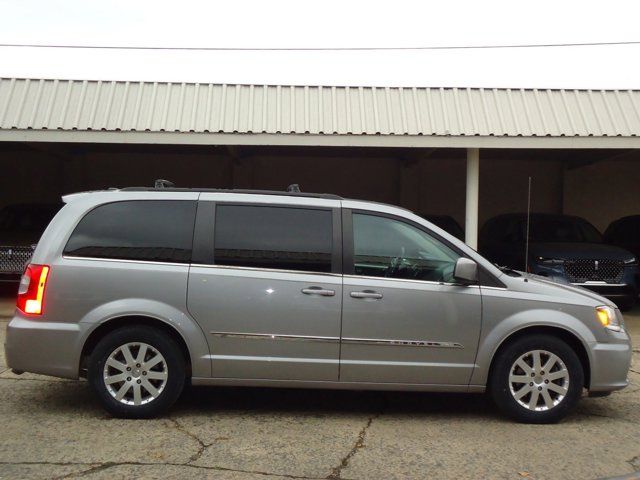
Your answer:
536,257 -> 564,266
595,306 -> 622,332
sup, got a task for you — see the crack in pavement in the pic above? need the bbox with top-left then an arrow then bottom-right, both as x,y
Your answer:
326,413 -> 381,480
53,462 -> 112,479
0,461 -> 325,480
166,417 -> 212,464
627,455 -> 640,472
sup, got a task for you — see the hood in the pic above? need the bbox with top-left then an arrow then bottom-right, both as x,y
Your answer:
528,242 -> 635,261
511,271 -> 615,307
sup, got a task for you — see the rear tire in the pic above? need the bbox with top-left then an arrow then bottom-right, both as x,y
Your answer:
490,334 -> 584,424
88,325 -> 186,418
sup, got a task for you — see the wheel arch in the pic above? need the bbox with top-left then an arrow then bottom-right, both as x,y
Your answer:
79,315 -> 192,379
486,325 -> 591,389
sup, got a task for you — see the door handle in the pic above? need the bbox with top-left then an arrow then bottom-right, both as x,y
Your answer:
302,287 -> 336,297
350,290 -> 383,300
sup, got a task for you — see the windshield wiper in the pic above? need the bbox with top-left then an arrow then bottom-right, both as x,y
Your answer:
496,264 -> 522,277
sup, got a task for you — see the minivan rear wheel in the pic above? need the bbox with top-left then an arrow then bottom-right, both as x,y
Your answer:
88,325 -> 185,418
490,334 -> 584,424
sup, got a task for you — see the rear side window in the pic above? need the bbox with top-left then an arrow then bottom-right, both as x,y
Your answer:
64,200 -> 197,263
214,205 -> 333,273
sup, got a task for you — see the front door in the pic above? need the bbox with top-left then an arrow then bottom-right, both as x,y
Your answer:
187,200 -> 342,381
340,209 -> 482,385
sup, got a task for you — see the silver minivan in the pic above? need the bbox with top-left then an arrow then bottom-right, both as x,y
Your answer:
4,186 -> 632,423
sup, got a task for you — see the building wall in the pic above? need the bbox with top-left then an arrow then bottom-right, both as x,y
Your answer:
399,155 -> 564,231
563,159 -> 640,232
1,143 -> 631,239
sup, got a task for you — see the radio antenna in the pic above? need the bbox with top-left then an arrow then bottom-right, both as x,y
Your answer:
524,176 -> 532,272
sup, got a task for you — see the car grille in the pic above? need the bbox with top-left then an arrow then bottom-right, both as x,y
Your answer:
0,246 -> 34,274
564,259 -> 624,284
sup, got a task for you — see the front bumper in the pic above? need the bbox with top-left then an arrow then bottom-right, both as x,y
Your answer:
5,314 -> 84,379
588,331 -> 632,392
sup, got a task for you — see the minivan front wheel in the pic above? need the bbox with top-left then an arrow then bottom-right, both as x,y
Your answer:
490,334 -> 584,424
88,326 -> 186,418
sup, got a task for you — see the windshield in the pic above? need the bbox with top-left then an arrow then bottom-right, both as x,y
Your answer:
529,217 -> 602,243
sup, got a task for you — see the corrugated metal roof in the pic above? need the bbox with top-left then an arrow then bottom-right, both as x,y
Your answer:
1,77 -> 639,137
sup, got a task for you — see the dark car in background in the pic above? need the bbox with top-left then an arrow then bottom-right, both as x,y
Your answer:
420,214 -> 465,240
605,215 -> 640,300
605,215 -> 640,262
480,213 -> 638,310
0,203 -> 62,282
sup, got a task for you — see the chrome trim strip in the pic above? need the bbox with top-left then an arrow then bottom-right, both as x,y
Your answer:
62,255 -> 189,267
209,332 -> 340,343
343,274 -> 480,288
192,263 -> 342,277
572,282 -> 628,287
342,337 -> 464,348
210,332 -> 463,349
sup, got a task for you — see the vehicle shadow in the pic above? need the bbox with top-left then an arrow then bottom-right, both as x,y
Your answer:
172,384 -> 503,420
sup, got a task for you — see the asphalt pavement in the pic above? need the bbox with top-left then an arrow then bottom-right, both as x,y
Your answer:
1,288 -> 639,480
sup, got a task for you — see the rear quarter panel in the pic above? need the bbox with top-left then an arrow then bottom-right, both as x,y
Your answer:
29,191 -> 210,378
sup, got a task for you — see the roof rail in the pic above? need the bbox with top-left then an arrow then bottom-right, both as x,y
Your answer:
154,179 -> 175,189
118,181 -> 343,200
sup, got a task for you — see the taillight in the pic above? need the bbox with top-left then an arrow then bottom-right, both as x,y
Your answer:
16,264 -> 50,315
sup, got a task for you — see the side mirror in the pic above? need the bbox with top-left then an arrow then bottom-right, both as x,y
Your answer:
453,258 -> 478,284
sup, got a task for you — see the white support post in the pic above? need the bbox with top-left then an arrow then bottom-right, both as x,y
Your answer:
465,148 -> 480,249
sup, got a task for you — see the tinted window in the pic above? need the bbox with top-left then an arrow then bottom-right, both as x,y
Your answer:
64,201 -> 197,263
214,205 -> 333,272
530,217 -> 602,243
352,213 -> 460,282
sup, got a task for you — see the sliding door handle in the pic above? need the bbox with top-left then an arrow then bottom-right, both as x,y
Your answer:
302,287 -> 336,297
350,291 -> 383,300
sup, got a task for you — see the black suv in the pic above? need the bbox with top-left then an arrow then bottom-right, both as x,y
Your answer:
605,215 -> 640,262
0,203 -> 62,282
480,213 -> 638,310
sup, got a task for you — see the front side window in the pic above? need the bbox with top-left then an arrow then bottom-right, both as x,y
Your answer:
214,205 -> 333,273
64,200 -> 197,263
352,213 -> 460,282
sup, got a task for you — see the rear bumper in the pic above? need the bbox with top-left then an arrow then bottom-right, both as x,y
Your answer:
588,332 -> 632,392
5,314 -> 83,379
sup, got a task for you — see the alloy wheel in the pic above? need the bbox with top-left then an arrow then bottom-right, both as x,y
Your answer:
103,342 -> 168,406
508,349 -> 570,411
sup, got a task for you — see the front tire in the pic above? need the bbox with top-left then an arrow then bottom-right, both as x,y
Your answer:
88,325 -> 186,418
490,334 -> 584,424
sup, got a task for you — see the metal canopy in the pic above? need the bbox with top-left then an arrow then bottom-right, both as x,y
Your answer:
1,78 -> 640,148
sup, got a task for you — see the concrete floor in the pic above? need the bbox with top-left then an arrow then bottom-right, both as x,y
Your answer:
1,289 -> 640,480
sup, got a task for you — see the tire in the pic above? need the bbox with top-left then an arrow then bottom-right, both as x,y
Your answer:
490,334 -> 584,424
88,325 -> 186,419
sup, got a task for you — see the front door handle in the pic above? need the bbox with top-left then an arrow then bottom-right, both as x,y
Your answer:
302,287 -> 336,297
350,290 -> 383,300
